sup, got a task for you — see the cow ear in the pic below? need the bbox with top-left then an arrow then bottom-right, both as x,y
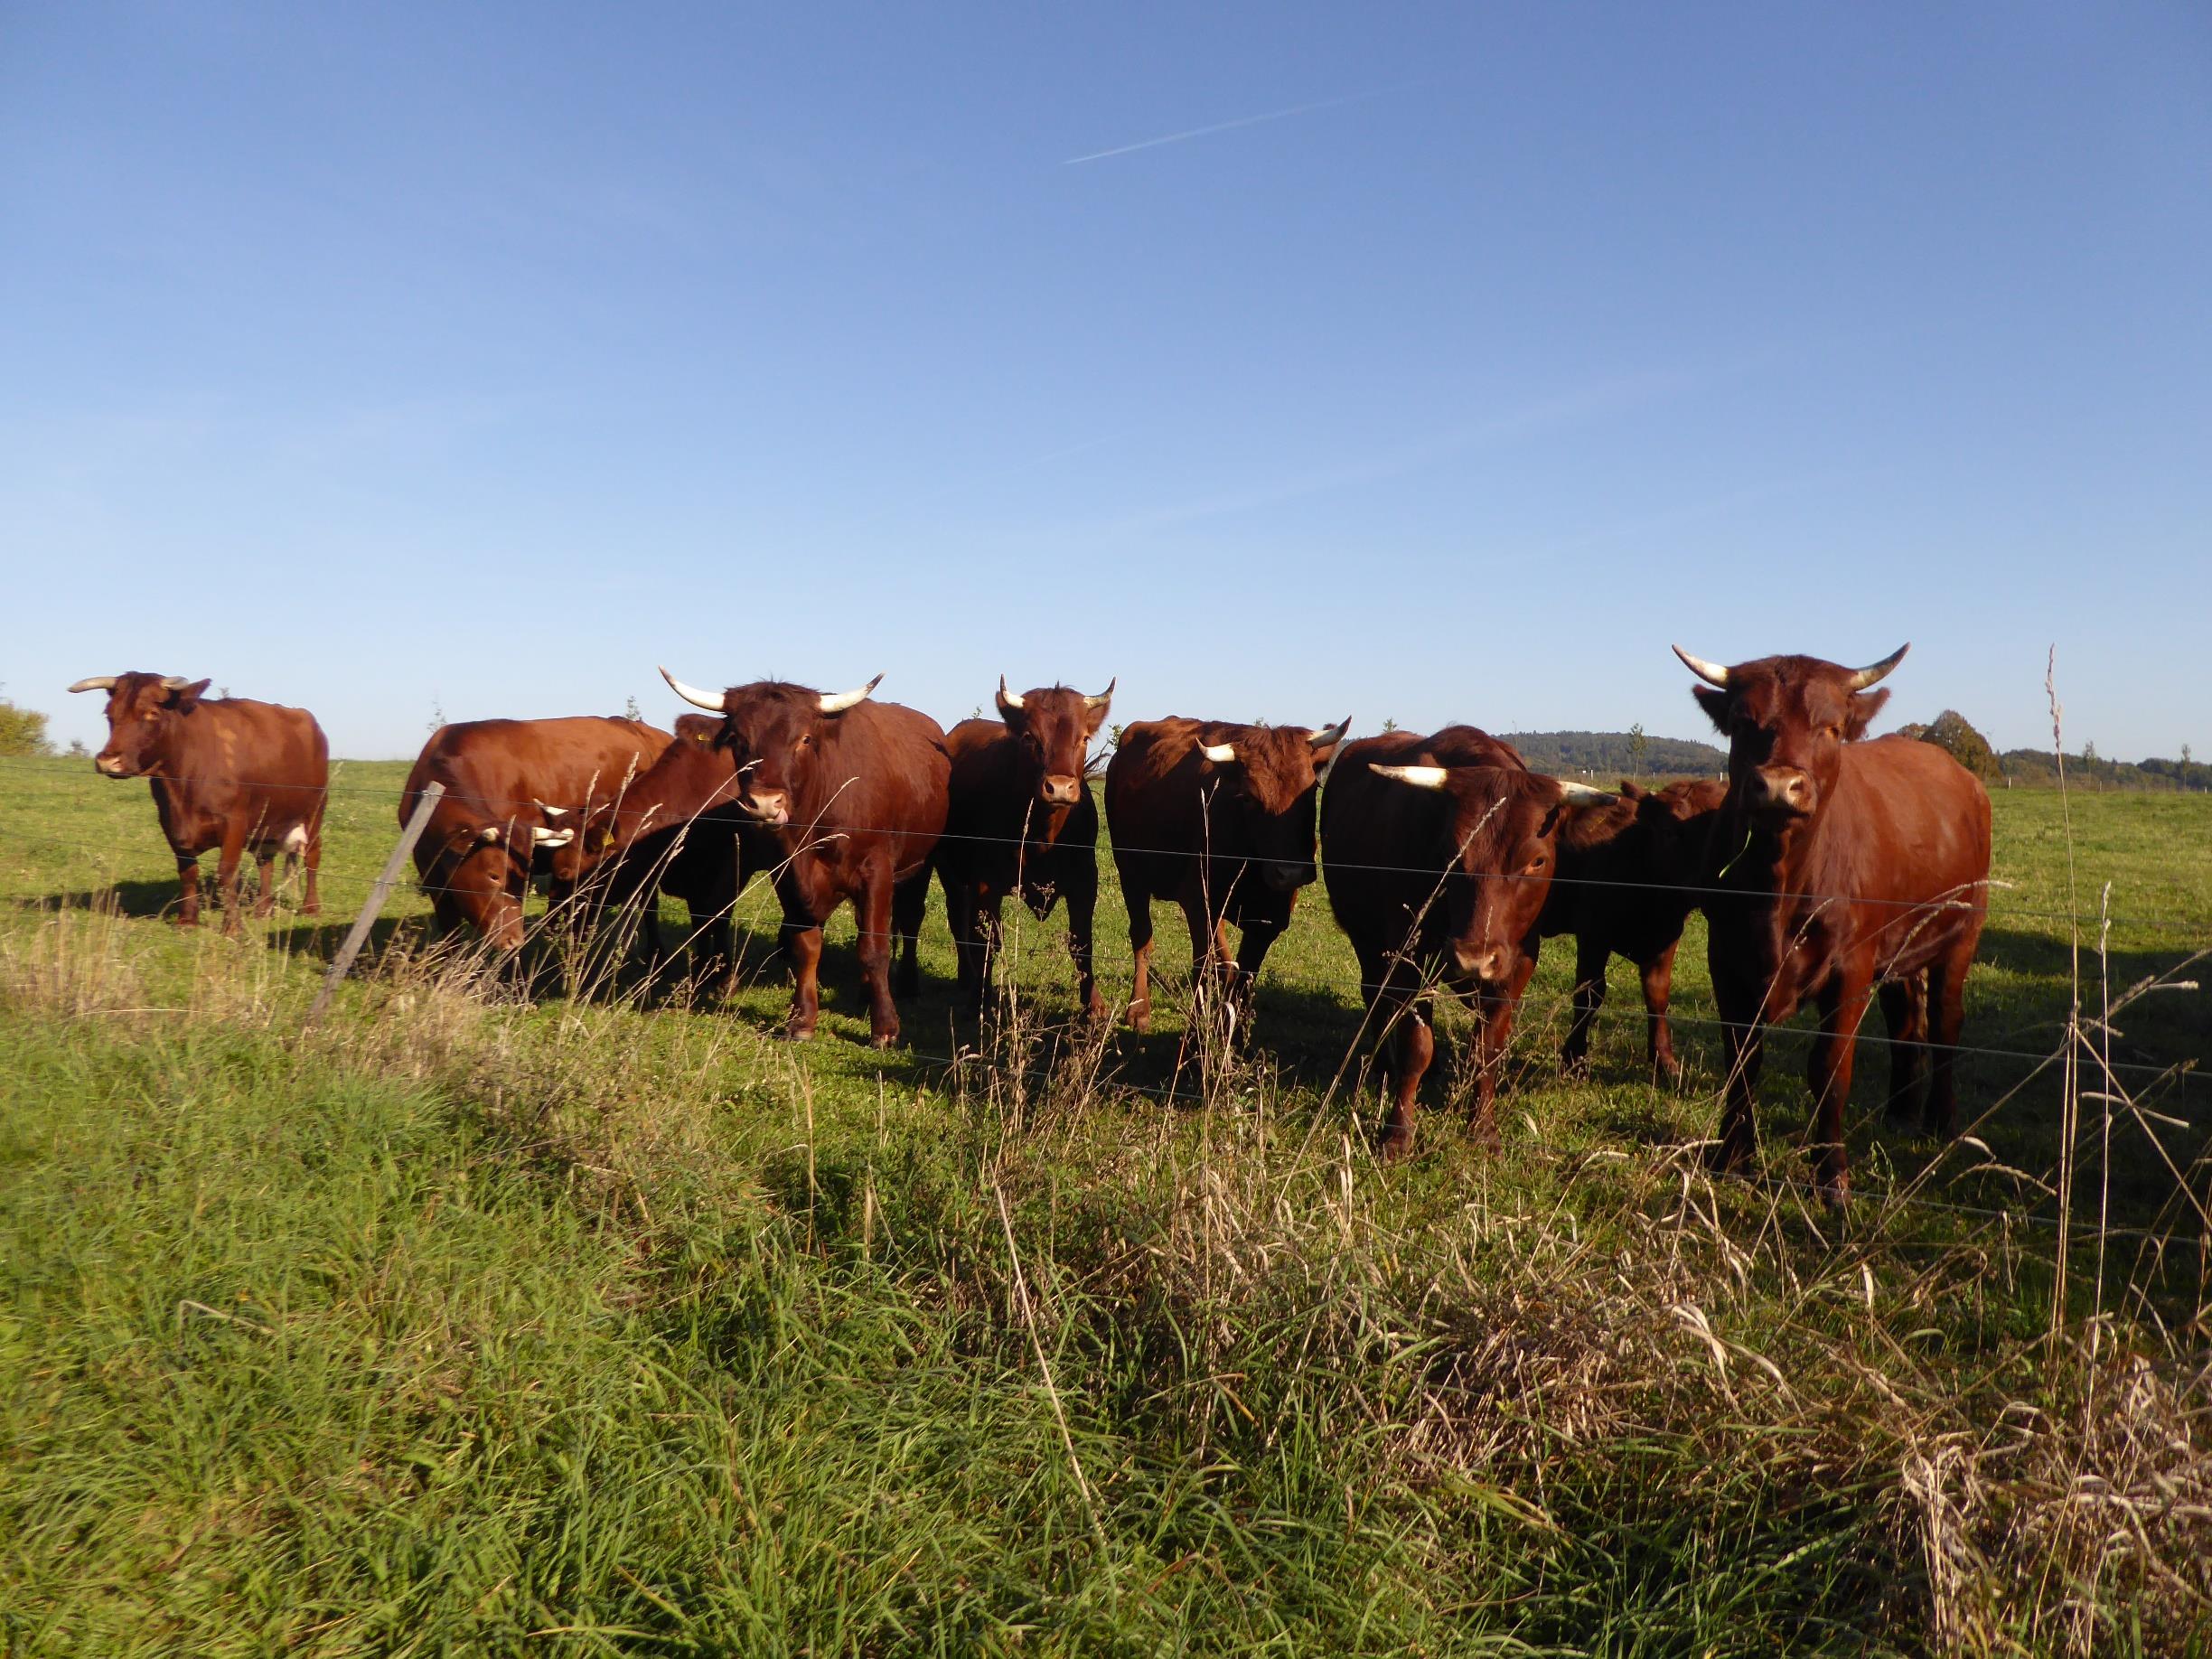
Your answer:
168,678 -> 211,711
1692,685 -> 1731,734
1843,687 -> 1890,740
1618,779 -> 1646,800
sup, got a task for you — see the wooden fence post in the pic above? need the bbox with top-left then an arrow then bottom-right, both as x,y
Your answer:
305,781 -> 443,1027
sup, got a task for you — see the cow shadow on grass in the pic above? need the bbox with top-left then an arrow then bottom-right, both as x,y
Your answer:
18,879 -> 187,921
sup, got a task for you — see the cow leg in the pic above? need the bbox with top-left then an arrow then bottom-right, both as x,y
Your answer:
300,815 -> 323,917
253,848 -> 277,918
1229,918 -> 1282,1038
1643,942 -> 1683,1083
1064,857 -> 1105,1023
781,918 -> 823,1040
1561,932 -> 1608,1076
1183,898 -> 1234,1045
1121,866 -> 1155,1032
1925,933 -> 1976,1140
215,821 -> 248,937
1378,987 -> 1435,1163
1709,946 -> 1768,1176
854,866 -> 901,1047
1879,976 -> 1927,1124
1468,955 -> 1535,1150
174,852 -> 202,928
1806,967 -> 1873,1207
891,867 -> 929,1001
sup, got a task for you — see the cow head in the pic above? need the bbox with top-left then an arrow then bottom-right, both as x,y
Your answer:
68,672 -> 211,780
1625,776 -> 1728,886
997,678 -> 1112,810
661,667 -> 880,830
1369,763 -> 1614,985
672,714 -> 720,746
1196,718 -> 1351,892
1675,645 -> 1906,824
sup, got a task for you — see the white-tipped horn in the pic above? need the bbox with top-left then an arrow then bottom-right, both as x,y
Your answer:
67,676 -> 117,693
996,676 -> 1024,712
159,675 -> 194,690
1199,742 -> 1237,764
818,673 -> 883,714
1370,763 -> 1450,790
531,826 -> 575,848
1083,678 -> 1116,711
1672,645 -> 1730,688
479,826 -> 505,843
1556,780 -> 1617,804
533,801 -> 567,818
659,666 -> 727,712
1309,716 -> 1351,751
1846,642 -> 1910,691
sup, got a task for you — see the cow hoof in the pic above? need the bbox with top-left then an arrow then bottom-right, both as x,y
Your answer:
1653,1057 -> 1683,1088
869,1031 -> 899,1051
1374,1126 -> 1414,1164
779,1025 -> 816,1044
1559,1052 -> 1591,1080
301,903 -> 321,917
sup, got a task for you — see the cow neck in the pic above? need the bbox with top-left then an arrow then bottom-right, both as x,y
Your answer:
1714,790 -> 1835,924
610,742 -> 740,851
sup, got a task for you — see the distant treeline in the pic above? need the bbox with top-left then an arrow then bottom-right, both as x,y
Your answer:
1500,731 -> 1726,780
1500,714 -> 2211,792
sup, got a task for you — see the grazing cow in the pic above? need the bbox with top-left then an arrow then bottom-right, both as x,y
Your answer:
399,717 -> 670,951
69,672 -> 327,933
549,715 -> 762,994
1545,777 -> 1728,1081
1674,643 -> 1992,1204
937,678 -> 1114,1019
660,668 -> 949,1046
1321,726 -> 1612,1157
1103,714 -> 1349,1033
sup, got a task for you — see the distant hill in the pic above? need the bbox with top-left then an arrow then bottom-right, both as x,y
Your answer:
1498,731 -> 1725,781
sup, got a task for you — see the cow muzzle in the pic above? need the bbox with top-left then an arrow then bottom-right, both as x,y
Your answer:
742,790 -> 791,828
1038,773 -> 1083,808
95,753 -> 132,778
1455,943 -> 1511,984
1261,859 -> 1317,893
1748,766 -> 1814,816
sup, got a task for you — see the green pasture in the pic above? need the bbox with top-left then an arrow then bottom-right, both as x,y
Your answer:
1,754 -> 2207,1654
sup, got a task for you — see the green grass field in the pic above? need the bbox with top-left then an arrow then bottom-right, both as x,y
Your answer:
2,755 -> 2207,1654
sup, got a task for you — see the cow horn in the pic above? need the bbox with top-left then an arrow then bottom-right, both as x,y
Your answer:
531,826 -> 574,848
1847,642 -> 1910,691
996,676 -> 1023,713
159,675 -> 194,690
1309,716 -> 1351,751
533,801 -> 567,818
1083,678 -> 1116,711
1199,741 -> 1237,764
1672,645 -> 1730,688
659,666 -> 727,712
819,674 -> 883,714
1556,780 -> 1617,804
67,676 -> 117,693
479,826 -> 504,843
1370,764 -> 1449,791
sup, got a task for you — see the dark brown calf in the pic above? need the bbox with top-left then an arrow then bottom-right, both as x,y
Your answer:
399,717 -> 670,951
1103,714 -> 1348,1033
937,678 -> 1114,1019
1543,777 -> 1727,1081
661,669 -> 948,1046
1675,643 -> 1992,1204
70,672 -> 327,933
1321,726 -> 1610,1157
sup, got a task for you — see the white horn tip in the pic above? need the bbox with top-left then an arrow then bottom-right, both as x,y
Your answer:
1199,742 -> 1237,764
1371,763 -> 1450,790
67,676 -> 117,693
1557,780 -> 1617,804
1672,644 -> 1731,688
1310,716 -> 1352,749
533,800 -> 568,818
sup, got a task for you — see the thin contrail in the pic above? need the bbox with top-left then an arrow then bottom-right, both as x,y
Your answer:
1062,90 -> 1373,165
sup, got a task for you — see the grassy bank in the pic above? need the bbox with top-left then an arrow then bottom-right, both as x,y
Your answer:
2,758 -> 2207,1654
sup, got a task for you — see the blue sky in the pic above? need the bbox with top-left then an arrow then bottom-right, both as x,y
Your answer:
5,3 -> 2207,760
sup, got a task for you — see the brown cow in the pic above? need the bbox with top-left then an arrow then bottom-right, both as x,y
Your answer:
1321,726 -> 1612,1157
937,678 -> 1114,1019
1674,642 -> 1992,1205
69,672 -> 327,933
660,668 -> 949,1046
1103,714 -> 1349,1033
1544,776 -> 1728,1081
549,715 -> 762,994
399,717 -> 670,951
